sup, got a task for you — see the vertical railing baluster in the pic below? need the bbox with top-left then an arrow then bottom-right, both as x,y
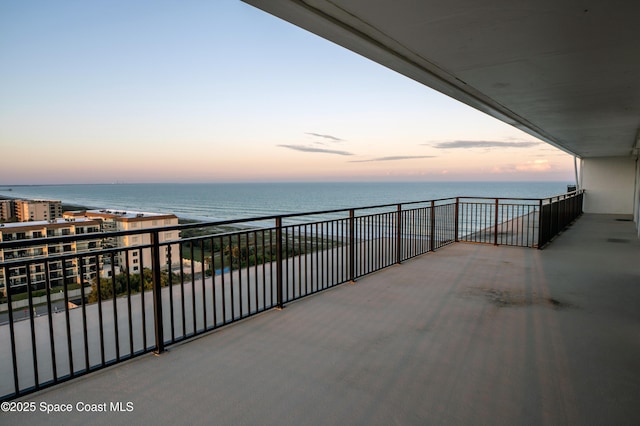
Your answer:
537,199 -> 544,248
472,202 -> 476,242
150,230 -> 164,354
179,243 -> 186,337
296,226 -> 302,296
430,201 -> 436,252
457,199 -> 461,242
243,232 -> 249,313
262,230 -> 267,311
313,223 -> 318,291
269,229 -> 278,307
322,222 -> 327,289
276,217 -> 284,310
26,264 -> 39,389
494,199 -> 499,246
236,234 -> 243,318
61,259 -> 74,377
140,248 -> 147,349
284,227 -> 290,299
125,252 -> 133,355
200,239 -> 206,327
75,258 -> 89,371
211,237 -> 218,327
95,255 -> 105,366
189,242 -> 196,333
220,237 -> 227,324
396,204 -> 402,264
5,265 -> 20,396
349,209 -> 356,283
109,252 -> 119,362
167,244 -> 175,342
44,261 -> 57,382
254,231 -> 259,310
332,220 -> 337,286
303,225 -> 308,293
338,219 -> 343,282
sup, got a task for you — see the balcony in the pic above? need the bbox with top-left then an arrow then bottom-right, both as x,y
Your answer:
1,192 -> 638,423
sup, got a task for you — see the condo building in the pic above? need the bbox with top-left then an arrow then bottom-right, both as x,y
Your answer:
63,210 -> 181,276
14,199 -> 63,222
0,199 -> 13,222
0,218 -> 102,296
0,209 -> 181,296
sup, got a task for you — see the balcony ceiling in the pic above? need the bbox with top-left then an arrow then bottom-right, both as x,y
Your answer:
243,0 -> 640,158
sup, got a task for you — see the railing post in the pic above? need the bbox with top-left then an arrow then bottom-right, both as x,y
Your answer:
552,196 -> 559,237
275,217 -> 284,309
538,198 -> 553,248
4,265 -> 20,396
349,209 -> 355,282
26,268 -> 39,388
454,197 -> 459,242
430,200 -> 436,251
151,230 -> 165,354
396,204 -> 402,264
537,199 -> 542,249
494,198 -> 499,246
558,195 -> 564,229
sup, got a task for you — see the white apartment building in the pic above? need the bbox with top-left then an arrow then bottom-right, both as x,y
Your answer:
0,218 -> 102,296
0,199 -> 13,221
63,210 -> 181,276
15,199 -> 63,222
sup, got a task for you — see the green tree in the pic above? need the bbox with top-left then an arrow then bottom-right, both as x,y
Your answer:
87,268 -> 178,303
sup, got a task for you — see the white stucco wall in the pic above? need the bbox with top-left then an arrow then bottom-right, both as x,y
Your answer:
582,156 -> 636,215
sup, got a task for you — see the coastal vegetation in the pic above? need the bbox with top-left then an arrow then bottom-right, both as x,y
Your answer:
179,225 -> 340,275
87,228 -> 340,303
87,269 -> 177,303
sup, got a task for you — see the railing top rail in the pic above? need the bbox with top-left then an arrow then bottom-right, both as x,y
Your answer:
539,189 -> 584,204
0,191 -> 582,251
0,198 -> 457,249
457,190 -> 582,203
457,196 -> 541,202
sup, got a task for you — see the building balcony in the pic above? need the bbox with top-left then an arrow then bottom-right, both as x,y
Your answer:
0,193 -> 638,424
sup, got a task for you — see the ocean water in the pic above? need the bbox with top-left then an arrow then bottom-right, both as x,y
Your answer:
1,181 -> 572,222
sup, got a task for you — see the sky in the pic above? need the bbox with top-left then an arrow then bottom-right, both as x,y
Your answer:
0,0 -> 575,185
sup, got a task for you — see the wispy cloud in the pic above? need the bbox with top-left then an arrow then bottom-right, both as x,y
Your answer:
278,144 -> 354,156
430,140 -> 540,149
516,159 -> 551,172
349,155 -> 436,163
305,132 -> 343,142
491,159 -> 552,173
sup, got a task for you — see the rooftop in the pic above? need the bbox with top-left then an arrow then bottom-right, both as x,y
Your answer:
0,218 -> 100,230
15,200 -> 61,204
4,212 -> 639,425
65,209 -> 177,220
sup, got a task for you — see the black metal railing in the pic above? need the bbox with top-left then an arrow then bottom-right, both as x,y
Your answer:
0,191 -> 582,400
538,191 -> 584,247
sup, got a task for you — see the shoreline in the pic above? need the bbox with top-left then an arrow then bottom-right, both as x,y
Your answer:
0,192 -> 207,225
0,194 -> 260,239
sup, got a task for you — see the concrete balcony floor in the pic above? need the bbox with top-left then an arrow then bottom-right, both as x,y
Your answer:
4,213 -> 639,425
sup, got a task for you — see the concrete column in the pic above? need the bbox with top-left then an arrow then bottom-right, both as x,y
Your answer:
582,156 -> 636,215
